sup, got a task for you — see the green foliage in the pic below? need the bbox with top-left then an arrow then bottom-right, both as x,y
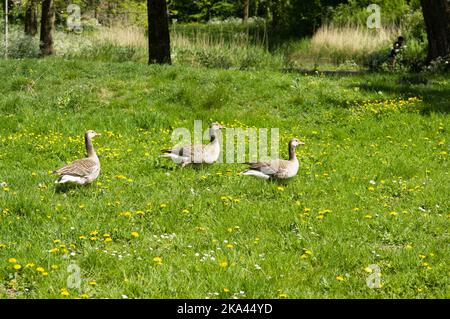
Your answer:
0,58 -> 449,298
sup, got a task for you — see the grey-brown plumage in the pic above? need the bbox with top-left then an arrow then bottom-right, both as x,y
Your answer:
242,138 -> 305,180
161,122 -> 224,167
53,130 -> 101,185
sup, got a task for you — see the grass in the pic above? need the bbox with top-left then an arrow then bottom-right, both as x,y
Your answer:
2,22 -> 416,71
0,57 -> 449,299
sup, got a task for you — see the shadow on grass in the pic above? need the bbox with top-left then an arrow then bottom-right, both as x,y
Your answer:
54,183 -> 89,193
357,75 -> 450,114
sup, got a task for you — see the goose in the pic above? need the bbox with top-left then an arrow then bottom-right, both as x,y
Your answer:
161,122 -> 224,167
241,138 -> 305,180
53,130 -> 101,185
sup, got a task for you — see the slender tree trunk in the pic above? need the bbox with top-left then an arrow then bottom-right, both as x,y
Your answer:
420,0 -> 450,61
25,0 -> 38,37
243,0 -> 250,23
147,0 -> 171,65
40,0 -> 55,56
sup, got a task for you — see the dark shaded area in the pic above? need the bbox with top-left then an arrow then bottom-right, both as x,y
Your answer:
358,75 -> 450,114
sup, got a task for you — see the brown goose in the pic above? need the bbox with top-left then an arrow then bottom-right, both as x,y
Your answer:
241,138 -> 305,180
161,123 -> 224,167
53,130 -> 101,185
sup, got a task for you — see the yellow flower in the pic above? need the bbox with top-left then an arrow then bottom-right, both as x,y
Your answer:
160,203 -> 167,208
50,248 -> 59,253
223,288 -> 230,293
182,209 -> 190,214
13,264 -> 22,270
8,258 -> 17,264
226,244 -> 234,249
51,264 -> 59,270
90,237 -> 97,241
277,186 -> 284,192
42,272 -> 49,276
219,261 -> 228,268
278,293 -> 288,298
36,267 -> 45,273
364,267 -> 373,273
389,211 -> 398,216
90,230 -> 98,236
79,235 -> 86,240
104,237 -> 112,243
131,231 -> 139,238
336,276 -> 345,281
153,257 -> 163,265
364,214 -> 373,219
60,289 -> 70,297
80,293 -> 89,299
88,281 -> 97,286
25,263 -> 35,268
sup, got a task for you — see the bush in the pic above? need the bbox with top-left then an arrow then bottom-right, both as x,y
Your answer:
0,32 -> 40,59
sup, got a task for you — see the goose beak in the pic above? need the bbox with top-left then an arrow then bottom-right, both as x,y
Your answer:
95,133 -> 102,137
299,141 -> 305,145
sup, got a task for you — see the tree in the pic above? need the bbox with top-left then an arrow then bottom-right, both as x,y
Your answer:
420,0 -> 450,61
25,0 -> 38,37
40,0 -> 55,56
147,0 -> 171,64
243,0 -> 249,22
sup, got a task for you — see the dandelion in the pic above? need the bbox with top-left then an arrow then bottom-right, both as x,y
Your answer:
223,288 -> 230,293
364,267 -> 373,273
8,258 -> 17,263
60,288 -> 70,297
36,267 -> 45,273
51,264 -> 59,270
219,261 -> 228,268
13,264 -> 22,270
277,186 -> 284,192
182,209 -> 190,214
79,235 -> 86,240
153,257 -> 163,265
131,231 -> 139,238
336,276 -> 345,281
226,244 -> 234,249
364,214 -> 373,219
88,281 -> 97,286
25,263 -> 35,268
80,294 -> 89,299
90,230 -> 98,236
104,237 -> 112,243
160,203 -> 167,209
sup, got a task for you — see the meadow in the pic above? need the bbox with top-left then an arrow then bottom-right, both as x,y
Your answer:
0,57 -> 449,298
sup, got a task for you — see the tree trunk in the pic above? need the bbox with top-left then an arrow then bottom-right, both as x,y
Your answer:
243,0 -> 250,23
25,0 -> 38,37
420,0 -> 450,61
40,0 -> 55,56
147,0 -> 171,65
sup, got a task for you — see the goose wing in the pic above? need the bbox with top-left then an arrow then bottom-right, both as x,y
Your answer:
162,144 -> 207,159
54,158 -> 98,177
247,159 -> 290,176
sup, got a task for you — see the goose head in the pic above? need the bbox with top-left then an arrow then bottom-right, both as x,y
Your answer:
210,122 -> 225,131
289,138 -> 305,148
85,130 -> 101,140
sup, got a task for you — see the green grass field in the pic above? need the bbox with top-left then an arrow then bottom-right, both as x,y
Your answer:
0,58 -> 449,298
